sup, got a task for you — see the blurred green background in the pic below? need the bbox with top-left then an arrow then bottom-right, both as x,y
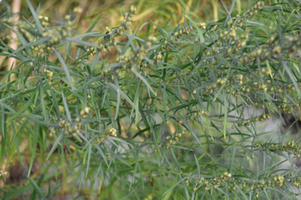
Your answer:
4,0 -> 257,37
0,0 -> 256,73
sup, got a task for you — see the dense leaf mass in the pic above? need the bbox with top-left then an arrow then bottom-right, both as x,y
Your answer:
1,0 -> 301,199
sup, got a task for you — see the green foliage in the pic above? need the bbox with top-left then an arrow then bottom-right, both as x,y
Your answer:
1,0 -> 301,199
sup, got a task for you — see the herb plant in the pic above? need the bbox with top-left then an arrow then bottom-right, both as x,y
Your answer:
1,0 -> 301,199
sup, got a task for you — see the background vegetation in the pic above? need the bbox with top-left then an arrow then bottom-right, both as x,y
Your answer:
0,0 -> 301,199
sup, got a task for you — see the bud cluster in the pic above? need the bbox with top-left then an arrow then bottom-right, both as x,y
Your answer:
0,170 -> 8,177
38,15 -> 50,28
235,114 -> 270,127
185,172 -> 232,192
226,1 -> 264,28
48,107 -> 90,137
165,130 -> 185,149
73,7 -> 83,14
254,140 -> 301,158
48,105 -> 119,146
58,118 -> 82,137
42,67 -> 54,84
93,128 -> 117,145
186,112 -> 202,123
225,172 -> 301,197
80,107 -> 91,119
30,25 -> 71,58
100,5 -> 137,48
183,169 -> 301,197
0,17 -> 20,42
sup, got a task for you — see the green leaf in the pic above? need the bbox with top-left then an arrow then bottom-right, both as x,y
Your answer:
108,83 -> 140,116
82,14 -> 103,41
62,93 -> 71,122
66,38 -> 100,49
223,92 -> 228,139
47,132 -> 64,160
230,144 -> 236,174
114,77 -> 121,120
29,177 -> 45,200
185,15 -> 205,43
54,49 -> 75,91
2,184 -> 33,199
149,19 -> 169,36
0,99 -> 5,138
12,36 -> 51,55
28,122 -> 39,177
133,70 -> 155,95
30,161 -> 54,200
6,95 -> 34,123
40,83 -> 48,121
25,0 -> 43,35
85,144 -> 92,177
